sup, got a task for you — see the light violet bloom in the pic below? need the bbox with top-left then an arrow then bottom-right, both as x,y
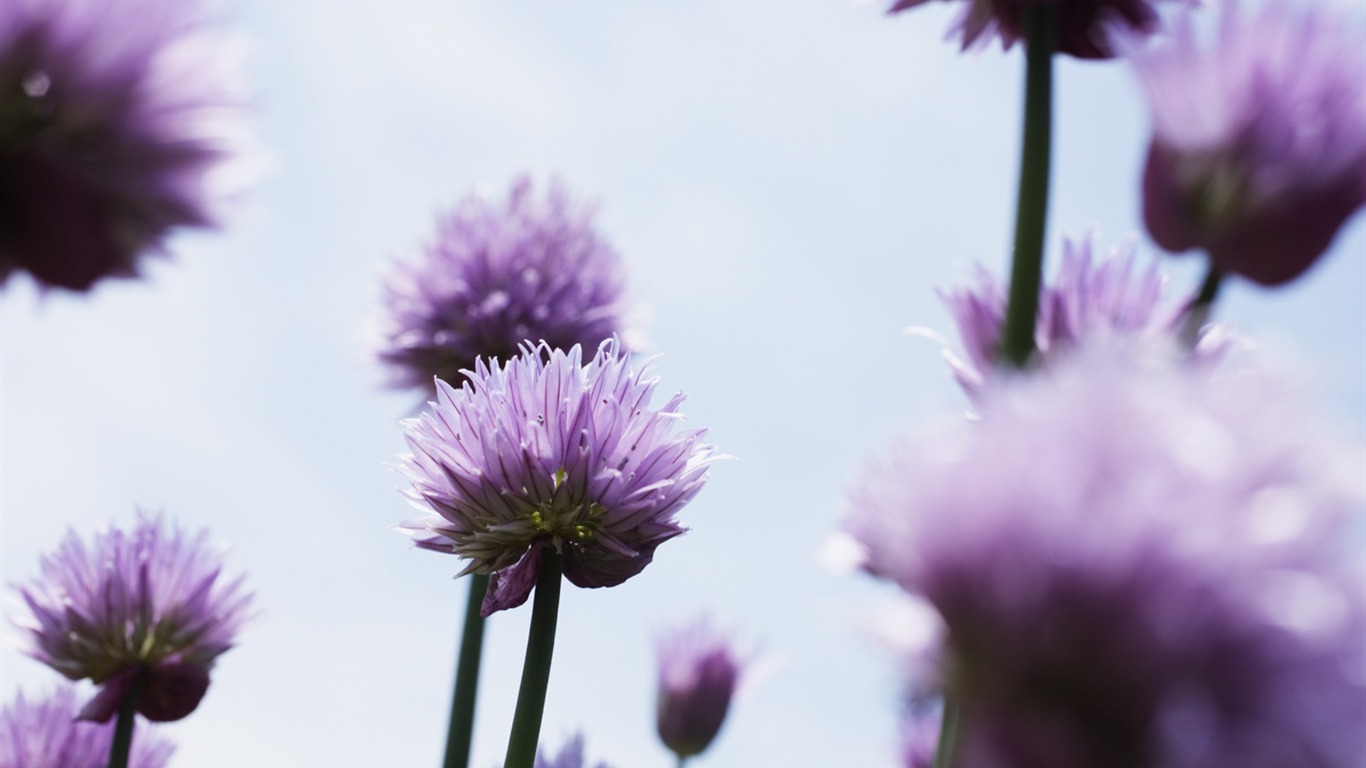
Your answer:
531,734 -> 614,768
847,348 -> 1366,768
0,685 -> 174,768
1133,1 -> 1366,286
0,0 -> 250,292
397,339 -> 717,615
656,619 -> 743,759
900,704 -> 941,768
935,234 -> 1226,400
11,513 -> 254,723
376,176 -> 634,394
887,0 -> 1172,59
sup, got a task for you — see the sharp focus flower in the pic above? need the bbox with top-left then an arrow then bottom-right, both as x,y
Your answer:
532,734 -> 614,768
887,0 -> 1172,60
0,685 -> 174,768
846,349 -> 1366,768
656,619 -> 743,759
0,0 -> 250,292
376,176 -> 635,393
1133,1 -> 1366,286
11,513 -> 254,723
397,339 -> 717,615
935,234 -> 1228,400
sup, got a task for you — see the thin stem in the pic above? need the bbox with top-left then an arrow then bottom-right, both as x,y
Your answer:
106,674 -> 142,768
1178,263 -> 1224,348
502,549 -> 564,768
997,7 -> 1057,368
676,755 -> 688,768
443,573 -> 491,768
931,697 -> 960,768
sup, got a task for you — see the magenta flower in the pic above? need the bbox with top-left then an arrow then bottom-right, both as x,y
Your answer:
11,513 -> 254,723
656,619 -> 743,759
397,339 -> 717,615
847,349 -> 1366,767
0,685 -> 173,768
376,176 -> 634,393
1133,1 -> 1366,286
936,234 -> 1226,400
888,0 -> 1171,59
0,0 -> 249,292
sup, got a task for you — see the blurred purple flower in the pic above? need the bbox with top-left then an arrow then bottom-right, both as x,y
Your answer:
656,618 -> 743,759
376,176 -> 635,394
0,0 -> 250,292
900,705 -> 941,768
533,734 -> 614,768
11,513 -> 254,723
1133,1 -> 1366,286
935,234 -> 1226,400
0,685 -> 174,768
847,349 -> 1366,767
887,0 -> 1171,59
397,339 -> 717,615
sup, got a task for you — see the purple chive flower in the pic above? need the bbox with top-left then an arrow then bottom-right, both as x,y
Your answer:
376,176 -> 634,393
0,685 -> 174,768
935,234 -> 1227,400
887,0 -> 1172,60
531,734 -> 614,768
847,349 -> 1366,767
10,512 -> 254,723
900,705 -> 942,768
397,339 -> 717,615
1133,1 -> 1366,286
656,619 -> 743,759
0,0 -> 249,292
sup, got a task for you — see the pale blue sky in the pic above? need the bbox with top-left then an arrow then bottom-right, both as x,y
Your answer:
2,1 -> 1363,766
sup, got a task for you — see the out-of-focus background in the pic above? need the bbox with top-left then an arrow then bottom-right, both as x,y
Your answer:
2,1 -> 1363,766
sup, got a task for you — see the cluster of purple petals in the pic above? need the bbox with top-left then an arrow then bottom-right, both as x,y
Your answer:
11,512 -> 254,723
900,704 -> 942,768
1133,1 -> 1366,286
0,685 -> 173,768
888,0 -> 1169,59
531,734 -> 614,768
377,176 -> 633,393
397,339 -> 717,615
655,618 -> 743,759
938,234 -> 1222,400
847,349 -> 1366,767
0,0 -> 248,292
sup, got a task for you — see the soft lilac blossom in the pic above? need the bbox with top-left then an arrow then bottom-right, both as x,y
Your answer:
935,234 -> 1226,400
0,0 -> 249,292
887,0 -> 1170,59
397,339 -> 717,615
10,513 -> 253,723
1132,1 -> 1366,286
376,176 -> 634,393
656,619 -> 743,759
0,685 -> 174,768
900,704 -> 941,768
847,349 -> 1366,767
530,734 -> 613,768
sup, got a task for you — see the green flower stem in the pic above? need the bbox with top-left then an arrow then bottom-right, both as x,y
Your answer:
1179,263 -> 1225,348
443,573 -> 491,768
676,755 -> 688,768
931,697 -> 960,768
107,674 -> 143,768
998,7 -> 1057,368
502,549 -> 565,768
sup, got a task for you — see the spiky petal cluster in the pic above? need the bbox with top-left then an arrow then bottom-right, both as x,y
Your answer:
656,619 -> 743,759
1133,1 -> 1366,286
398,339 -> 716,615
937,234 -> 1224,400
0,0 -> 249,292
847,349 -> 1366,767
532,734 -> 614,768
11,513 -> 253,723
377,176 -> 634,393
887,0 -> 1170,59
0,685 -> 174,768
